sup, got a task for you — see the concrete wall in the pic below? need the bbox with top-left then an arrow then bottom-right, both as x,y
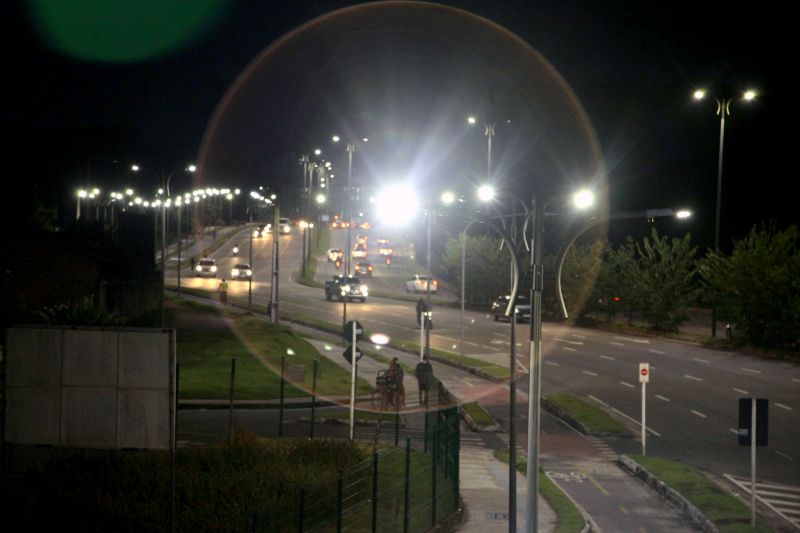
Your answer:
4,325 -> 175,450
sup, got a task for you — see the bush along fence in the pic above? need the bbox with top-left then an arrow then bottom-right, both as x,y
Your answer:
252,406 -> 460,533
249,388 -> 461,532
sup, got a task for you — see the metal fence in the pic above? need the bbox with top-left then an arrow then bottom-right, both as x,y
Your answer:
251,405 -> 460,533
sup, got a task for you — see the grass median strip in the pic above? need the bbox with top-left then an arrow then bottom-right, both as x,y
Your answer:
493,450 -> 585,533
628,455 -> 772,533
545,394 -> 628,435
462,401 -> 495,426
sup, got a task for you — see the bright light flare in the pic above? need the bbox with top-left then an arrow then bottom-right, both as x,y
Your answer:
572,189 -> 595,210
693,89 -> 706,100
440,191 -> 455,205
467,116 -> 477,124
675,209 -> 692,219
477,184 -> 495,202
375,184 -> 418,226
369,333 -> 390,345
743,89 -> 757,101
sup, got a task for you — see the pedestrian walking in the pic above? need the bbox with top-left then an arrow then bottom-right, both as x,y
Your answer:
415,355 -> 433,407
218,278 -> 228,304
387,357 -> 405,408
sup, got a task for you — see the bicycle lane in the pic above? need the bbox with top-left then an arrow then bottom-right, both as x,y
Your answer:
536,410 -> 699,532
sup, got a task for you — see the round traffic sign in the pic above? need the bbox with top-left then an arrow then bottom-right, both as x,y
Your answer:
641,368 -> 648,376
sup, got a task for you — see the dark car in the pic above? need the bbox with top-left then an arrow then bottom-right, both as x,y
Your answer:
490,295 -> 531,322
355,261 -> 373,277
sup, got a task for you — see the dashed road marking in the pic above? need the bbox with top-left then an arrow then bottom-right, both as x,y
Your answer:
776,451 -> 793,461
582,370 -> 598,376
733,388 -> 749,395
684,374 -> 703,382
693,357 -> 710,363
599,354 -> 615,361
792,378 -> 800,384
545,361 -> 560,367
609,341 -> 625,347
556,338 -> 585,345
691,410 -> 707,418
562,347 -> 577,352
614,336 -> 650,344
656,394 -> 670,402
649,349 -> 665,354
741,367 -> 761,374
775,403 -> 793,411
619,381 -> 635,388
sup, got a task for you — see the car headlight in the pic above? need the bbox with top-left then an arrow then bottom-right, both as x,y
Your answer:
343,285 -> 351,292
246,270 -> 252,276
253,230 -> 259,237
210,265 -> 217,272
232,269 -> 239,277
195,265 -> 202,272
361,285 -> 369,295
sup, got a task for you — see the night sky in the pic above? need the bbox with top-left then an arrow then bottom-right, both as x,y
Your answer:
4,0 -> 793,250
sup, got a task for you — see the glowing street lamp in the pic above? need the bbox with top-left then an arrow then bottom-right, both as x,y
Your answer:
693,87 -> 757,336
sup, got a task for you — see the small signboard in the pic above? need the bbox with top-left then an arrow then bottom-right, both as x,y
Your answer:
343,320 -> 364,342
639,363 -> 650,383
342,345 -> 363,364
738,398 -> 768,446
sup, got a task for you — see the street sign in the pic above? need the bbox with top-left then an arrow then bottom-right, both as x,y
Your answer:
342,345 -> 363,364
639,363 -> 650,383
343,320 -> 364,342
738,398 -> 768,446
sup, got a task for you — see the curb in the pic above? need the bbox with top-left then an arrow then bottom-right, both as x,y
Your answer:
617,455 -> 719,533
459,405 -> 501,432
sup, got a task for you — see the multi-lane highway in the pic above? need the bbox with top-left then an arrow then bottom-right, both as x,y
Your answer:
169,222 -> 800,491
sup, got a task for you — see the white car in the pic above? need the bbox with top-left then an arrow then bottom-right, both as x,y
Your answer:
195,258 -> 218,278
327,248 -> 344,262
406,275 -> 438,293
231,263 -> 253,280
279,217 -> 292,235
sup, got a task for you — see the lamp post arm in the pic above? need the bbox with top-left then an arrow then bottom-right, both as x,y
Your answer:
554,208 -> 677,319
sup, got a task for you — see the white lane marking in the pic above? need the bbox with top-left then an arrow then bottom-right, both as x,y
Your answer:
562,347 -> 577,352
619,381 -> 635,388
545,361 -> 560,367
729,428 -> 739,435
570,334 -> 587,339
609,341 -> 625,347
599,354 -> 615,361
588,395 -> 609,407
733,387 -> 749,395
792,378 -> 800,384
775,403 -> 793,411
693,357 -> 710,363
582,370 -> 598,377
656,394 -> 671,402
684,374 -> 703,382
649,349 -> 666,354
691,410 -> 707,418
490,340 -> 507,345
465,341 -> 480,347
614,336 -> 651,344
555,338 -> 584,345
741,367 -> 762,374
776,451 -> 794,461
492,332 -> 506,338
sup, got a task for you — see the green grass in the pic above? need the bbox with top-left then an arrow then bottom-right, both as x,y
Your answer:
493,450 -> 585,533
170,299 -> 372,399
629,455 -> 772,533
394,341 -> 509,379
462,401 -> 495,426
2,435 -> 369,533
545,394 -> 628,435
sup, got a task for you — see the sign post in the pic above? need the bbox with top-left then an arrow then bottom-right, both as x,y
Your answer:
738,398 -> 768,528
639,363 -> 649,456
344,320 -> 364,441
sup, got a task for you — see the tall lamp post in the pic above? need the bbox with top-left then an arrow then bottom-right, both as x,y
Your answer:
693,88 -> 756,336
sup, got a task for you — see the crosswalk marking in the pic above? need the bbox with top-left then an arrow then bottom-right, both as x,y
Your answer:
725,474 -> 800,530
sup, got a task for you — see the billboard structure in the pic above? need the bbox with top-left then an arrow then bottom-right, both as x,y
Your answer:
3,325 -> 175,450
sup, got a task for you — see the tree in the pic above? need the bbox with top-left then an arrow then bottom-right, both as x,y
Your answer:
438,234 -> 511,305
699,223 -> 800,348
634,228 -> 698,331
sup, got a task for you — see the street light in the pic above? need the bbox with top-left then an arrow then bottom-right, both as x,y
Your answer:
693,87 -> 756,336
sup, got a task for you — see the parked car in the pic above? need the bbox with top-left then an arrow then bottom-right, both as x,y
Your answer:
327,248 -> 344,262
406,275 -> 438,293
231,263 -> 253,280
490,295 -> 532,322
354,261 -> 373,277
195,258 -> 218,278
